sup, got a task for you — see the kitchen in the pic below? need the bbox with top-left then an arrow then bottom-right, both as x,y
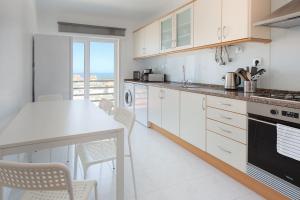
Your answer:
126,0 -> 300,199
0,0 -> 300,200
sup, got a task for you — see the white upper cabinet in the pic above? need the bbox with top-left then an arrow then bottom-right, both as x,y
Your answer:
160,15 -> 174,52
222,0 -> 249,42
194,0 -> 222,47
160,3 -> 193,52
144,21 -> 160,56
133,28 -> 145,58
134,0 -> 270,58
133,21 -> 160,58
175,4 -> 193,50
194,0 -> 270,47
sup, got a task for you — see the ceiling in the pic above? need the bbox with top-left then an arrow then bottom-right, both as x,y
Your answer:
36,0 -> 188,23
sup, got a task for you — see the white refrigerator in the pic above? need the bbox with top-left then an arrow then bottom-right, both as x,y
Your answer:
34,34 -> 72,101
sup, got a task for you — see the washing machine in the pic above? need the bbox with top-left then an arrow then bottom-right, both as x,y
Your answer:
124,83 -> 134,112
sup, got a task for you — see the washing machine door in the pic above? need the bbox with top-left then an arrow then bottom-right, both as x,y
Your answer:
124,90 -> 133,107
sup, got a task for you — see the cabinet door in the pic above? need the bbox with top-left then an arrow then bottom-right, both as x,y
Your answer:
160,16 -> 174,52
175,4 -> 193,50
145,21 -> 160,56
194,0 -> 222,47
133,28 -> 146,57
34,35 -> 71,100
148,86 -> 162,126
133,31 -> 141,57
180,92 -> 206,150
162,89 -> 180,136
222,0 -> 249,42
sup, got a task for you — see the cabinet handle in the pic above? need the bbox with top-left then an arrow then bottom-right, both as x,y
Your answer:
220,115 -> 232,120
202,97 -> 206,111
219,127 -> 232,134
217,27 -> 222,40
218,145 -> 232,154
160,89 -> 165,99
223,26 -> 228,39
219,102 -> 232,107
172,40 -> 177,47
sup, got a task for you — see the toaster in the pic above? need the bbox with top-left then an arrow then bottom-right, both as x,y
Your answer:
148,74 -> 165,82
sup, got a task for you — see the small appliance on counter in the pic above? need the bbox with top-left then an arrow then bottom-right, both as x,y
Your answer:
133,71 -> 141,80
223,72 -> 241,90
141,69 -> 152,81
148,74 -> 165,82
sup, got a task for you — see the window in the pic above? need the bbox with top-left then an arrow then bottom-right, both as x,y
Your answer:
72,38 -> 118,105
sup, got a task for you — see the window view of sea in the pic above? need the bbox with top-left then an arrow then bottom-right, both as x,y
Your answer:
73,73 -> 114,81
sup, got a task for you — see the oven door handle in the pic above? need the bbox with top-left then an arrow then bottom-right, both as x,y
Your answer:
248,117 -> 277,126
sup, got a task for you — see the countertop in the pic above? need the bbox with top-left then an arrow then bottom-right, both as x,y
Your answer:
124,79 -> 300,109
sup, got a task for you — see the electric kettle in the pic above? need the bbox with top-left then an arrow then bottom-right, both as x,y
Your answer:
223,72 -> 241,90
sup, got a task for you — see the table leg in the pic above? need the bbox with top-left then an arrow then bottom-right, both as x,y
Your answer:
116,131 -> 124,200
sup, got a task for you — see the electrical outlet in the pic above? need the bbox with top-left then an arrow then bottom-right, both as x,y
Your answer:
253,58 -> 262,66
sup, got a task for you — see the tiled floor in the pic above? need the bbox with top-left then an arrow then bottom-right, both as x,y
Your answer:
78,122 -> 265,200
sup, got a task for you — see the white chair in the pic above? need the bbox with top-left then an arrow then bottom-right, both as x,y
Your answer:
0,161 -> 97,200
37,94 -> 63,102
74,107 -> 137,200
98,98 -> 114,115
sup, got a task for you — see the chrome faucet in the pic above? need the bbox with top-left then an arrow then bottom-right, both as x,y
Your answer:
182,65 -> 188,87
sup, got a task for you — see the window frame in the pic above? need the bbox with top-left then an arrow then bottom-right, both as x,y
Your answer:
71,36 -> 120,105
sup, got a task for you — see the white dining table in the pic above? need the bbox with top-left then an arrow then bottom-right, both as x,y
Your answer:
0,100 -> 124,200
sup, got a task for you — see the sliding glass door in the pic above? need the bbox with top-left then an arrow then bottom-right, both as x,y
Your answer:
72,38 -> 119,105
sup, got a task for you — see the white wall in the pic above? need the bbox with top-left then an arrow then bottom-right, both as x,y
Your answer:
0,0 -> 37,130
137,0 -> 300,91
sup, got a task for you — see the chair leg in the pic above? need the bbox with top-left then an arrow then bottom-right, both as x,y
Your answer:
66,145 -> 70,164
83,170 -> 87,179
83,165 -> 88,179
111,160 -> 115,170
94,182 -> 98,200
74,152 -> 78,179
128,141 -> 137,200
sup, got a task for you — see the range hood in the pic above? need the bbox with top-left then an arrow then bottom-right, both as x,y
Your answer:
255,0 -> 300,28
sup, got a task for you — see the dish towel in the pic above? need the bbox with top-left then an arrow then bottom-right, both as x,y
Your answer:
277,124 -> 300,161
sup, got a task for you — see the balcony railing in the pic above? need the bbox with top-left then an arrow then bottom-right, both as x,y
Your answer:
72,79 -> 115,104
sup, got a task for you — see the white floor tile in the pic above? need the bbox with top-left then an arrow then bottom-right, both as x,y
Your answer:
9,122 -> 264,200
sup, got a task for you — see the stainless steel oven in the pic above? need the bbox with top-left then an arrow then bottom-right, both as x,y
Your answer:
247,102 -> 300,199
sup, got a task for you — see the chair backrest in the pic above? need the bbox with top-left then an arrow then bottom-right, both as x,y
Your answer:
0,161 -> 74,200
99,98 -> 114,115
113,107 -> 135,137
37,94 -> 63,102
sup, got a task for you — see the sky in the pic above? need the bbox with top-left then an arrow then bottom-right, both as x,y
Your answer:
73,41 -> 115,74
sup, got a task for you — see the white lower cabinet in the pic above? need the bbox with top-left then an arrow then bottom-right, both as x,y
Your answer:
207,131 -> 247,172
206,95 -> 247,173
148,86 -> 180,136
207,107 -> 247,129
148,89 -> 248,173
180,92 -> 206,150
207,119 -> 247,144
161,89 -> 180,136
148,86 -> 162,126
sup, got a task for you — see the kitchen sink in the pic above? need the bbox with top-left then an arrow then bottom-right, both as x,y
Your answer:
181,85 -> 202,89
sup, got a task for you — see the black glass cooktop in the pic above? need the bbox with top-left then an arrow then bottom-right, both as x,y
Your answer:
254,93 -> 300,102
